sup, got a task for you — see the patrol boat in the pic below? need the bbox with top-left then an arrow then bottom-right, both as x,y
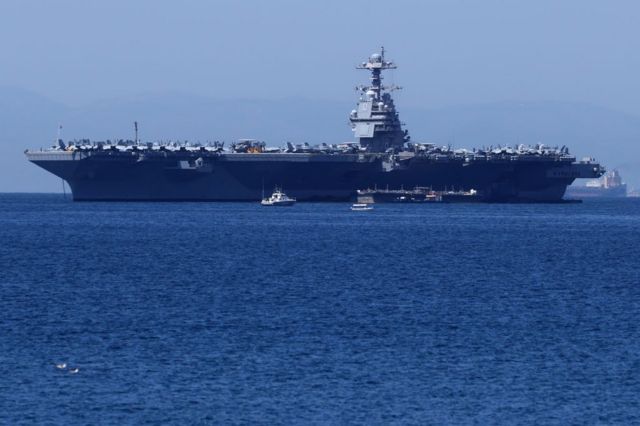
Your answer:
351,203 -> 374,211
25,48 -> 604,202
261,187 -> 296,206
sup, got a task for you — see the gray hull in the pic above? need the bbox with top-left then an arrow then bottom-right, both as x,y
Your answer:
26,151 -> 601,202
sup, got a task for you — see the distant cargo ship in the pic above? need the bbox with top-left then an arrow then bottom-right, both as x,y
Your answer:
565,169 -> 627,198
25,48 -> 603,202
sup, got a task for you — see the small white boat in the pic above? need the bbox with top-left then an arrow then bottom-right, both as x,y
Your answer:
350,203 -> 373,211
261,187 -> 296,206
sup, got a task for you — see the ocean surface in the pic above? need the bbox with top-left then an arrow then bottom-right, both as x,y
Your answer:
1,194 -> 639,425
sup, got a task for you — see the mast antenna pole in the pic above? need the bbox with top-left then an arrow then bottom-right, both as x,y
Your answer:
134,121 -> 139,144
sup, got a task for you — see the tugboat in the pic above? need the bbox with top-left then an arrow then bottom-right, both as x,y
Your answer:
261,187 -> 296,206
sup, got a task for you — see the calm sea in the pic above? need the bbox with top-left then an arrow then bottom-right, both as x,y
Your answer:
1,194 -> 639,424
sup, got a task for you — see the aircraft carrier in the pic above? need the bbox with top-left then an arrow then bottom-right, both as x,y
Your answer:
26,48 -> 604,202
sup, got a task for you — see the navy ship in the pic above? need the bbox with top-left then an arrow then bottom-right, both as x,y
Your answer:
26,48 -> 604,202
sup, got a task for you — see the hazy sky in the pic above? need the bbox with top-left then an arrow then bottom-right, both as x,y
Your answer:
1,0 -> 639,113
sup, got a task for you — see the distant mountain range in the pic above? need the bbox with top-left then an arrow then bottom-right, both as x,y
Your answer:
2,87 -> 639,192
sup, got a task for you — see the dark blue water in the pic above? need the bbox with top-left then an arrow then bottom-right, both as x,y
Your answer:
1,194 -> 639,424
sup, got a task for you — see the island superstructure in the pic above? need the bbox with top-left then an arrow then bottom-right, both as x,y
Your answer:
26,48 -> 604,202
